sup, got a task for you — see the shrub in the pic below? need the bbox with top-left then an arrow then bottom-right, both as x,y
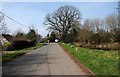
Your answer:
11,40 -> 35,50
2,42 -> 11,51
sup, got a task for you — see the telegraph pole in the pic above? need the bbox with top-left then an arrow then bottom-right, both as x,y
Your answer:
116,1 -> 120,28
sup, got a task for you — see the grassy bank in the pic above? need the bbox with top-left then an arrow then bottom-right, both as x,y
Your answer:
60,43 -> 118,75
2,51 -> 25,62
2,43 -> 45,62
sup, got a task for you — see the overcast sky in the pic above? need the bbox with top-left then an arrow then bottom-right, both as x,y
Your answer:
1,2 -> 118,37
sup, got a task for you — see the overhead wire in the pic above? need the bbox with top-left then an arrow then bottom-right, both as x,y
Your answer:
0,11 -> 28,28
0,11 -> 45,35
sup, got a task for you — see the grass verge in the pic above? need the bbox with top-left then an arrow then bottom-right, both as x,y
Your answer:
2,43 -> 45,62
60,43 -> 118,75
2,51 -> 25,62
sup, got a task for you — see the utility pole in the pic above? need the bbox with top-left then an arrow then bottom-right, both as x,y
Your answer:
116,1 -> 120,29
117,1 -> 120,28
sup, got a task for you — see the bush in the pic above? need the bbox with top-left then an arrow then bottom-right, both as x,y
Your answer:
11,40 -> 35,50
2,42 -> 11,51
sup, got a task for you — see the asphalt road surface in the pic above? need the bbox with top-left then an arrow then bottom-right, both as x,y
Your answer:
2,43 -> 86,75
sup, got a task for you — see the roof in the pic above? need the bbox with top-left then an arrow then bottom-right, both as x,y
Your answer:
2,34 -> 13,43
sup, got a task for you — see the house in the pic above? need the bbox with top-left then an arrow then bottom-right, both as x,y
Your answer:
0,34 -> 13,45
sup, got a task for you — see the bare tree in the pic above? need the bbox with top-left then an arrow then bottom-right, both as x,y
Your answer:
90,18 -> 103,33
0,13 -> 7,34
78,18 -> 106,44
105,14 -> 118,32
105,13 -> 120,42
44,5 -> 81,42
82,18 -> 92,31
79,18 -> 93,44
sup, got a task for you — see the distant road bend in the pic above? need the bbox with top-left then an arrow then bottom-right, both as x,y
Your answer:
3,43 -> 87,75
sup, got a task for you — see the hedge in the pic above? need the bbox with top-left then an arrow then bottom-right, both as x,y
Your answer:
9,40 -> 35,50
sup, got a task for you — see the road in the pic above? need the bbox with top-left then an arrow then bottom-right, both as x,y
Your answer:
2,43 -> 86,75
